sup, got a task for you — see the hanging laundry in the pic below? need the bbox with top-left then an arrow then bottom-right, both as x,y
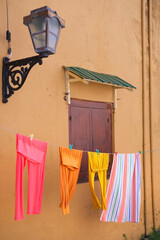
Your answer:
15,134 -> 47,221
88,151 -> 109,210
59,147 -> 82,215
100,153 -> 141,223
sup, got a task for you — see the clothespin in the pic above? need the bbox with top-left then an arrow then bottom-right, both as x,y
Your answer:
30,134 -> 34,141
139,151 -> 141,154
69,144 -> 73,150
96,149 -> 99,155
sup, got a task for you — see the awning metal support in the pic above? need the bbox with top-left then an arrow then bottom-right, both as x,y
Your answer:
64,71 -> 71,104
114,89 -> 117,110
64,69 -> 89,104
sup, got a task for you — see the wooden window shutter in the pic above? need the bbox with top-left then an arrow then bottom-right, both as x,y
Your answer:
69,99 -> 113,183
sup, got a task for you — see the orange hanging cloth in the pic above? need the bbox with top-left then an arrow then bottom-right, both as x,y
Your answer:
59,147 -> 83,215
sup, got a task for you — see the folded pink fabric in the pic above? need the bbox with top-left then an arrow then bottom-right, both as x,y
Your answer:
15,134 -> 47,220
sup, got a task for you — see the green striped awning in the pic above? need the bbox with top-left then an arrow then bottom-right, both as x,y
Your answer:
63,66 -> 136,90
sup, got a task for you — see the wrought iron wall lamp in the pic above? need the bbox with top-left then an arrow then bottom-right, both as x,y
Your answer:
2,6 -> 65,103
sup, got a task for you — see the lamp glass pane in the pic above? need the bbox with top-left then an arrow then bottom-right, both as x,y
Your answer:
48,17 -> 60,36
48,33 -> 57,50
29,16 -> 46,34
33,32 -> 46,49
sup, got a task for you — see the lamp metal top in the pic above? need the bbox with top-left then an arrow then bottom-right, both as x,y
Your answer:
23,6 -> 65,28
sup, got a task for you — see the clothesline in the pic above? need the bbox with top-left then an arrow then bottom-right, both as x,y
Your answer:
0,124 -> 160,155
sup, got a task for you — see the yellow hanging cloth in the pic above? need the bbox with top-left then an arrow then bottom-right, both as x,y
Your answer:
88,151 -> 109,210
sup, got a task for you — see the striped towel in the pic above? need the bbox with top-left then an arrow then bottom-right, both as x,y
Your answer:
100,153 -> 141,222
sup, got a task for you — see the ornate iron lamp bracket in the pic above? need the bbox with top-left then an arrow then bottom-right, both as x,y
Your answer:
2,55 -> 47,103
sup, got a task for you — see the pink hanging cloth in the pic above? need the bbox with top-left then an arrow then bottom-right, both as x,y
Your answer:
15,133 -> 47,221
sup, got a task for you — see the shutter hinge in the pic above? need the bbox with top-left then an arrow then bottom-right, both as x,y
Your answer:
69,116 -> 72,121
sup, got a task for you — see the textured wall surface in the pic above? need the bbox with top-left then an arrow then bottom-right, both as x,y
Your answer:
0,0 -> 159,239
151,0 -> 160,230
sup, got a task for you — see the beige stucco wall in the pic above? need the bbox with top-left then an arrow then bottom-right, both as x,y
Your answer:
151,0 -> 160,230
1,0 -> 160,239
